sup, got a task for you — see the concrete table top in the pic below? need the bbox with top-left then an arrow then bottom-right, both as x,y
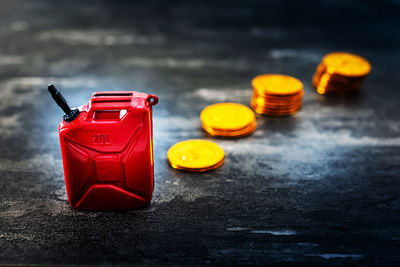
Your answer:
0,0 -> 399,265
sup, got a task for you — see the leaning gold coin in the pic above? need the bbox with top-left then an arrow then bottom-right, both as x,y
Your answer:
322,52 -> 371,77
167,139 -> 224,171
252,74 -> 303,96
200,103 -> 256,132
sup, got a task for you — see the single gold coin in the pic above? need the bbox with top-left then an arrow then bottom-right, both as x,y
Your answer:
251,105 -> 301,116
252,74 -> 303,96
200,103 -> 256,132
322,52 -> 371,77
251,94 -> 302,106
172,159 -> 225,172
167,139 -> 224,172
202,120 -> 257,137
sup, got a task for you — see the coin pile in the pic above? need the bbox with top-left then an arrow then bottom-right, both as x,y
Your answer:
312,52 -> 371,94
200,103 -> 256,137
167,139 -> 224,172
251,74 -> 304,116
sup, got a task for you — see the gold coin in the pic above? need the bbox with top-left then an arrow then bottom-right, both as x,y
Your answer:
202,120 -> 257,137
252,89 -> 304,98
200,103 -> 256,132
250,74 -> 303,116
322,52 -> 371,77
312,53 -> 370,95
251,102 -> 302,116
167,139 -> 224,172
252,74 -> 303,96
254,95 -> 302,103
171,159 -> 225,172
251,95 -> 302,107
252,104 -> 301,111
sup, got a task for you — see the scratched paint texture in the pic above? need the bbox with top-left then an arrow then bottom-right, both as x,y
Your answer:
0,0 -> 400,265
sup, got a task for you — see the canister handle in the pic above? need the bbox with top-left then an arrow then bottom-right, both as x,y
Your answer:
86,94 -> 158,120
86,101 -> 133,121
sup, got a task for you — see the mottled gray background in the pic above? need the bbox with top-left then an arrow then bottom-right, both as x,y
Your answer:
0,0 -> 399,265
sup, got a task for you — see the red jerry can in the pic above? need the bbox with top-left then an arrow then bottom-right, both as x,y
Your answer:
48,84 -> 158,211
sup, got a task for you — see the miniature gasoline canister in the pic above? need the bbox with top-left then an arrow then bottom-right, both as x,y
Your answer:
48,84 -> 158,211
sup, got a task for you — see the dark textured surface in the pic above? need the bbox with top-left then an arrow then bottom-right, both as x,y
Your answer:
0,0 -> 400,265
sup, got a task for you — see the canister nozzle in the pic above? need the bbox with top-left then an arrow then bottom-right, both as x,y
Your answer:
48,84 -> 80,122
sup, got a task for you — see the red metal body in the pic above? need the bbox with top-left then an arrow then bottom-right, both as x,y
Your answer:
58,91 -> 158,211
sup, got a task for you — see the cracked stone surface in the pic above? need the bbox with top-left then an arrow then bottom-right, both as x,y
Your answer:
0,0 -> 399,265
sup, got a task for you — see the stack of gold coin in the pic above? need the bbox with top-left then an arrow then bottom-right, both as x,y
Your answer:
167,139 -> 224,172
200,103 -> 257,137
312,52 -> 371,95
251,74 -> 304,116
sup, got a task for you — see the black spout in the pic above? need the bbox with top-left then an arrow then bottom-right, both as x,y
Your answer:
48,84 -> 80,122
